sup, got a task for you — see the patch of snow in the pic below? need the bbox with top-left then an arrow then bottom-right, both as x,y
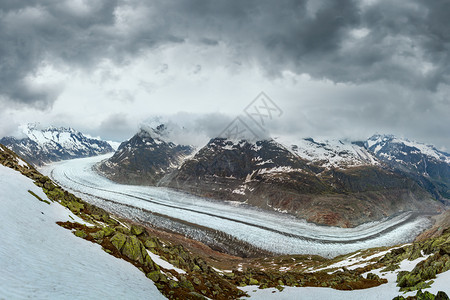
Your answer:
0,165 -> 163,299
374,144 -> 382,154
212,267 -> 232,274
256,159 -> 273,166
232,185 -> 247,195
16,157 -> 28,168
146,250 -> 186,274
258,166 -> 298,174
397,253 -> 431,272
240,269 -> 450,299
245,171 -> 257,183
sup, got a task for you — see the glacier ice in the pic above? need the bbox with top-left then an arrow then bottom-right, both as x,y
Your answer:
42,154 -> 433,258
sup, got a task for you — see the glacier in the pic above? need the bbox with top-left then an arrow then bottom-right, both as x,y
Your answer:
42,154 -> 434,258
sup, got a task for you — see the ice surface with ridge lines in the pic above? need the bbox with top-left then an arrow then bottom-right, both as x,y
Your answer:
42,154 -> 433,258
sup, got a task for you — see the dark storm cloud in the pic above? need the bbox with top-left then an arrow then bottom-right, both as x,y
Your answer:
151,0 -> 450,89
0,0 -> 177,108
1,0 -> 450,108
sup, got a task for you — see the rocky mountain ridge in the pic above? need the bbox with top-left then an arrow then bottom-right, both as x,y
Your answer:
97,125 -> 194,185
366,134 -> 450,204
166,137 -> 442,227
0,124 -> 113,166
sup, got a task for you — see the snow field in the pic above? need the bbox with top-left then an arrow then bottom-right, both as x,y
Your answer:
0,165 -> 164,299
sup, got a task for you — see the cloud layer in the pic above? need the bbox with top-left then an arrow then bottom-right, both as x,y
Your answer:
0,0 -> 449,148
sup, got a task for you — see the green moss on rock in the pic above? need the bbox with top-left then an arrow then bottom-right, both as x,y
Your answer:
67,201 -> 84,214
102,226 -> 115,237
147,271 -> 161,282
144,238 -> 159,249
179,280 -> 195,291
110,232 -> 127,251
121,235 -> 147,264
74,230 -> 87,238
91,230 -> 104,240
130,225 -> 145,236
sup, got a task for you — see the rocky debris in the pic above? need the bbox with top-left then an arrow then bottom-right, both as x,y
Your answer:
57,219 -> 247,299
226,226 -> 450,294
377,229 -> 450,292
0,144 -> 33,172
224,264 -> 387,291
393,289 -> 449,300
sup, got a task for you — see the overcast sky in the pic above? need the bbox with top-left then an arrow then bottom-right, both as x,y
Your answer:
0,0 -> 449,150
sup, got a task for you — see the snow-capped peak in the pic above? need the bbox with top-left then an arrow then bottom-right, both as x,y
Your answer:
19,124 -> 82,147
1,124 -> 114,166
276,136 -> 379,169
366,134 -> 450,164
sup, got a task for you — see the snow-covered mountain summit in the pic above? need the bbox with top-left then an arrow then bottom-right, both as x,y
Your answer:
277,137 -> 380,169
175,137 -> 313,180
366,134 -> 450,165
366,134 -> 450,202
0,124 -> 113,166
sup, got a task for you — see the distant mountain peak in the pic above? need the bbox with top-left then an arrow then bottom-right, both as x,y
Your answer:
366,134 -> 450,164
366,134 -> 450,202
138,124 -> 166,138
0,125 -> 113,166
97,127 -> 195,185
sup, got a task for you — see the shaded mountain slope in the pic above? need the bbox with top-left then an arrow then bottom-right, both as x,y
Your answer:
97,126 -> 194,185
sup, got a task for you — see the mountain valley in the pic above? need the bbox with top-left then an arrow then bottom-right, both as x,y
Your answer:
96,126 -> 449,228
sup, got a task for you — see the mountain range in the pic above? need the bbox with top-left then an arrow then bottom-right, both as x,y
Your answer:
2,133 -> 449,299
366,134 -> 450,203
1,124 -> 448,227
0,124 -> 114,166
95,125 -> 449,227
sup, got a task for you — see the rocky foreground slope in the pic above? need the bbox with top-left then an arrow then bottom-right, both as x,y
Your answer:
1,143 -> 449,299
0,124 -> 113,166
